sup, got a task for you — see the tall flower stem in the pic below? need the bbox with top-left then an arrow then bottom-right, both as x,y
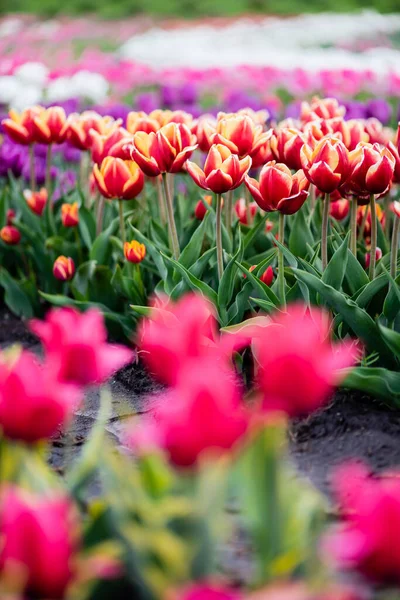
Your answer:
321,192 -> 330,270
162,173 -> 180,260
391,216 -> 400,280
216,193 -> 224,280
369,194 -> 377,280
45,144 -> 53,208
225,189 -> 233,236
278,212 -> 286,310
350,197 -> 357,256
244,186 -> 252,227
29,145 -> 36,191
118,199 -> 126,246
96,195 -> 105,236
156,176 -> 167,225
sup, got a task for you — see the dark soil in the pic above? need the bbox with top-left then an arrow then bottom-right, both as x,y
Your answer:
0,307 -> 38,348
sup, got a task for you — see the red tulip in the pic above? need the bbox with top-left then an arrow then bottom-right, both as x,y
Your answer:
31,106 -> 68,145
207,114 -> 270,159
93,156 -> 144,200
260,265 -> 274,286
126,361 -> 249,468
364,117 -> 391,145
2,106 -> 45,145
270,127 -> 305,170
30,307 -> 133,386
0,350 -> 80,442
245,161 -> 309,214
391,200 -> 400,219
53,256 -> 75,281
330,198 -> 350,221
387,139 -> 400,184
126,111 -> 161,135
24,187 -> 47,216
235,197 -> 258,225
328,118 -> 369,151
187,144 -> 251,194
324,462 -> 400,584
0,225 -> 21,245
0,486 -> 80,599
346,142 -> 395,199
357,203 -> 385,239
90,126 -> 131,166
64,111 -> 120,151
192,114 -> 217,153
300,137 -> 350,193
6,208 -> 15,225
174,582 -> 241,600
253,304 -> 358,417
194,195 -> 212,220
365,246 -> 382,268
124,240 -> 146,263
61,202 -> 79,227
300,96 -> 346,123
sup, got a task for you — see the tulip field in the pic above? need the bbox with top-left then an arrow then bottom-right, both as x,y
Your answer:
2,10 -> 400,600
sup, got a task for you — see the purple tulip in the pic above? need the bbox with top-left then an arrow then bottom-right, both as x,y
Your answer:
366,98 -> 392,125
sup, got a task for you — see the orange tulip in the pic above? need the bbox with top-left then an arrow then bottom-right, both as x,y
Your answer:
31,106 -> 68,145
300,96 -> 346,123
124,240 -> 146,263
24,188 -> 47,216
0,226 -> 21,245
186,144 -> 251,194
129,123 -> 197,177
61,203 -> 79,227
300,137 -> 350,193
2,106 -> 45,145
207,114 -> 270,159
346,142 -> 395,199
93,157 -> 144,200
270,127 -> 305,170
90,127 -> 131,166
64,111 -> 121,151
53,256 -> 75,281
245,161 -> 309,214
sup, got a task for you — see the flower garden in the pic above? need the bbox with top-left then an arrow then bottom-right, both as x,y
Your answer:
2,11 -> 400,600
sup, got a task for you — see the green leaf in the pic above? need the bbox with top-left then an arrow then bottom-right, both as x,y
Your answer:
243,213 -> 268,252
289,206 -> 314,259
382,266 -> 400,323
354,274 -> 387,308
0,270 -> 34,318
218,236 -> 243,311
90,219 -> 119,265
250,297 -> 278,314
78,206 -> 96,249
322,231 -> 350,290
161,252 -> 218,304
179,212 -> 210,271
0,187 -> 7,228
130,224 -> 168,281
271,237 -> 298,268
379,324 -> 400,361
235,262 -> 280,307
345,250 -> 369,296
70,260 -> 97,301
343,366 -> 400,405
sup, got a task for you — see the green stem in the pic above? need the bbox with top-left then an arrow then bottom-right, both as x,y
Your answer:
321,192 -> 330,271
244,186 -> 252,226
350,197 -> 357,256
96,195 -> 105,236
162,173 -> 180,260
278,212 -> 286,309
225,189 -> 233,235
119,199 -> 126,246
45,144 -> 53,208
156,176 -> 167,225
369,194 -> 377,280
29,145 -> 36,191
391,216 -> 400,280
135,263 -> 145,301
216,193 -> 224,280
75,227 -> 83,264
358,205 -> 368,241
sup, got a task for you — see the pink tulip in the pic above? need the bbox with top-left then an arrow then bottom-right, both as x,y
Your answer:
253,304 -> 358,417
126,361 -> 249,468
0,350 -> 80,443
324,462 -> 400,584
138,294 -> 248,386
0,486 -> 80,599
176,582 -> 242,600
30,308 -> 133,386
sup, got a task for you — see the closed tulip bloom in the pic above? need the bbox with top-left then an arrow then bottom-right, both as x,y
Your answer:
302,119 -> 336,147
357,203 -> 385,239
329,118 -> 369,151
346,142 -> 395,198
270,127 -> 305,170
149,109 -> 194,128
30,307 -> 133,386
365,247 -> 382,268
364,117 -> 391,145
260,265 -> 274,286
330,198 -> 350,221
245,161 -> 309,214
2,106 -> 45,145
6,209 -> 15,225
126,111 -> 161,135
31,106 -> 68,145
194,195 -> 212,220
90,126 -> 131,166
174,582 -> 241,600
324,462 -> 400,584
0,225 -> 21,245
124,240 -> 146,263
0,350 -> 81,442
53,256 -> 75,281
387,140 -> 400,184
93,157 -> 144,200
235,197 -> 258,225
300,137 -> 350,193
208,114 -> 270,159
300,96 -> 346,123
187,144 -> 252,194
391,200 -> 400,219
250,138 -> 274,168
61,202 -> 79,227
24,187 -> 47,216
65,111 -> 120,151
0,486 -> 80,598
129,123 -> 197,176
192,114 -> 217,152
254,304 -> 358,417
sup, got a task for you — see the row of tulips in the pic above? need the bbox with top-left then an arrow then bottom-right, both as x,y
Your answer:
2,295 -> 400,599
1,97 -> 400,401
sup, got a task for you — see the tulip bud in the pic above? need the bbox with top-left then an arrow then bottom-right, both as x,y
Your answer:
346,142 -> 395,199
2,106 -> 45,145
187,144 -> 252,194
6,209 -> 15,225
365,247 -> 382,269
61,202 -> 79,227
194,195 -> 212,220
124,240 -> 146,263
53,256 -> 75,281
391,201 -> 400,219
260,265 -> 274,286
0,225 -> 21,245
93,156 -> 145,200
235,198 -> 258,225
24,187 -> 48,216
300,137 -> 350,193
330,198 -> 350,221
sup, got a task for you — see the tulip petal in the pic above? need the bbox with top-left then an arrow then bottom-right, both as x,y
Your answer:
186,161 -> 208,189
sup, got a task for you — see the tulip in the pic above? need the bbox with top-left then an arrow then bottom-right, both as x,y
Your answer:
125,361 -> 250,468
24,187 -> 47,216
64,111 -> 120,151
6,209 -> 15,225
174,582 -> 241,600
138,294 -> 248,386
324,462 -> 400,584
194,195 -> 212,220
124,240 -> 146,263
365,246 -> 382,269
302,119 -> 335,147
330,198 -> 350,221
30,307 -> 133,387
253,304 -> 358,417
357,203 -> 385,240
31,106 -> 68,145
390,201 -> 400,279
93,156 -> 145,244
328,118 -> 369,151
61,202 -> 79,227
148,109 -> 194,128
250,138 -> 274,168
53,256 -> 75,281
0,225 -> 21,245
2,106 -> 45,145
235,197 -> 258,225
260,265 -> 274,286
364,117 -> 391,145
0,486 -> 80,598
0,349 -> 81,442
270,127 -> 305,170
192,114 -> 217,152
126,111 -> 161,135
207,114 -> 270,159
90,126 -> 131,166
300,96 -> 346,123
